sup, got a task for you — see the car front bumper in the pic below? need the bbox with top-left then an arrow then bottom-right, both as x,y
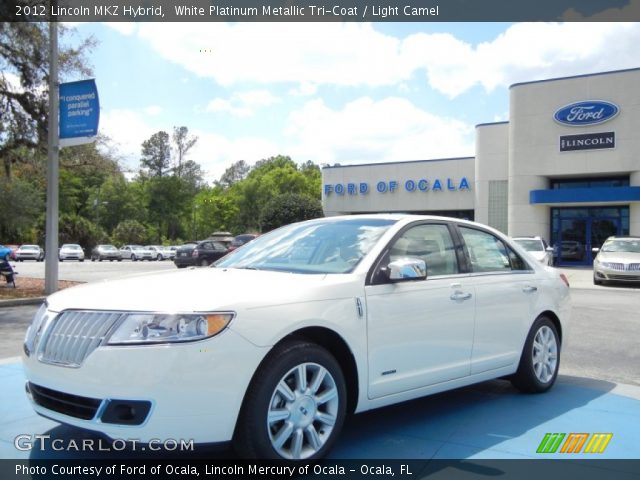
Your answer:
23,328 -> 268,443
594,265 -> 640,282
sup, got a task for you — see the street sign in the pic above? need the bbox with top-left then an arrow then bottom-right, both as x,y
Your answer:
59,79 -> 99,147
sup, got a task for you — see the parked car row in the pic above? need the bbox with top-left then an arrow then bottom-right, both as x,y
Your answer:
2,235 -> 257,266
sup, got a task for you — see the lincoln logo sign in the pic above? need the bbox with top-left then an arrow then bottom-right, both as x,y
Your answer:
554,100 -> 619,126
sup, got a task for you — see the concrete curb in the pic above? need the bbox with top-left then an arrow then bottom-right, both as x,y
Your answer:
0,297 -> 45,307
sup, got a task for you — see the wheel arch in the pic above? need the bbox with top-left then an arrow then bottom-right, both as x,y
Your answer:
283,326 -> 359,415
538,310 -> 562,345
237,326 -> 360,422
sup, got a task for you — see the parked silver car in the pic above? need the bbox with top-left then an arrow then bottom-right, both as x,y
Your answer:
593,236 -> 640,285
146,245 -> 174,261
91,244 -> 123,262
120,245 -> 154,261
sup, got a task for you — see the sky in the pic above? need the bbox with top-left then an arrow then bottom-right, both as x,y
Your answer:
64,21 -> 640,183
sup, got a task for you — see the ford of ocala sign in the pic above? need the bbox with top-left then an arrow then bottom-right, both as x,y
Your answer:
554,100 -> 619,126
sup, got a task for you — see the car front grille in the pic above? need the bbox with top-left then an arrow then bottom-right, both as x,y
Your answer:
629,263 -> 640,271
38,311 -> 124,367
28,383 -> 102,420
602,262 -> 624,271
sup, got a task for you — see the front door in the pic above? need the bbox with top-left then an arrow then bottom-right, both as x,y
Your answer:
364,223 -> 474,399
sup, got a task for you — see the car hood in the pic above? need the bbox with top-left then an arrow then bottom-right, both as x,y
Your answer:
46,267 -> 360,313
597,252 -> 640,263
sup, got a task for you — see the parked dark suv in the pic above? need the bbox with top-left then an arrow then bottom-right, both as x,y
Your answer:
174,240 -> 229,268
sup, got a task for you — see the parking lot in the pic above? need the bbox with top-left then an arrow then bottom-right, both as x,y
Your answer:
0,265 -> 639,461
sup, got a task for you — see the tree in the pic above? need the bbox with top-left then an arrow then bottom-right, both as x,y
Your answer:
0,22 -> 95,178
172,126 -> 197,178
217,160 -> 250,189
140,131 -> 171,178
260,193 -> 323,232
0,176 -> 43,241
112,219 -> 147,246
55,214 -> 106,250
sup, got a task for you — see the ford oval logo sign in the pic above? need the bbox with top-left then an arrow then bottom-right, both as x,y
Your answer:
554,100 -> 619,126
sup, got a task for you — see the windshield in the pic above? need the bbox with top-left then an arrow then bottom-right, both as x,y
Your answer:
514,239 -> 544,252
602,239 -> 640,253
101,245 -> 117,251
215,218 -> 396,274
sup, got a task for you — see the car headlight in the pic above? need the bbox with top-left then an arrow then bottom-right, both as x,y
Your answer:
24,302 -> 50,356
106,312 -> 234,345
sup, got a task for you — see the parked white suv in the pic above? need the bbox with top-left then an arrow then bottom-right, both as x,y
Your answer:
512,236 -> 554,266
23,215 -> 570,460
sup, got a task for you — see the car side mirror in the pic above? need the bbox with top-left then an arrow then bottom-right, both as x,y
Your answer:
592,247 -> 600,253
546,247 -> 554,252
386,258 -> 427,282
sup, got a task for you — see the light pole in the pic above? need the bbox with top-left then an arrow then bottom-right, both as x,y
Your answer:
44,18 -> 59,295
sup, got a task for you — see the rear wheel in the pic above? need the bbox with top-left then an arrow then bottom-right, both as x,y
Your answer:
131,254 -> 137,262
511,316 -> 560,393
233,341 -> 346,460
199,258 -> 209,267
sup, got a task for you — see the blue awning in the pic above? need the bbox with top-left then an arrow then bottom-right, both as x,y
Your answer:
530,186 -> 640,204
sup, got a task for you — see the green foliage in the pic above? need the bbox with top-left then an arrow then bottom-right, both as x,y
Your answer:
260,193 -> 323,232
112,219 -> 147,246
0,176 -> 44,241
172,126 -> 198,178
140,131 -> 171,178
56,214 -> 107,251
0,23 -> 95,177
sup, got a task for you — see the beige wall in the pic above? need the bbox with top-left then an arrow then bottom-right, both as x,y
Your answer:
475,122 -> 509,226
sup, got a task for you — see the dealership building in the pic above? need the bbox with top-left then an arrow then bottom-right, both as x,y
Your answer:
321,68 -> 640,266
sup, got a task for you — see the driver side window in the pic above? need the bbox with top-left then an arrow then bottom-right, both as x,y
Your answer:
389,224 -> 459,277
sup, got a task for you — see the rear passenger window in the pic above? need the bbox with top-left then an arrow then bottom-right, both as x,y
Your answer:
460,227 -> 529,272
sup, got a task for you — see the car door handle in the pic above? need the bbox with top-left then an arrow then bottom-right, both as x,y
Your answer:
522,286 -> 538,293
450,291 -> 472,301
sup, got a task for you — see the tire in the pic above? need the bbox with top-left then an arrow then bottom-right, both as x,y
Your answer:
233,341 -> 347,460
157,254 -> 162,261
99,257 -> 103,262
511,316 -> 560,393
131,254 -> 137,262
593,275 -> 603,286
80,258 -> 84,262
199,258 -> 209,267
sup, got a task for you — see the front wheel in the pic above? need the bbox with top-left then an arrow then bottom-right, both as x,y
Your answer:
233,341 -> 347,460
511,317 -> 560,393
131,254 -> 137,262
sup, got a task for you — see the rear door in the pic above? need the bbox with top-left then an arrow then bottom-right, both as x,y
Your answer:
456,226 -> 539,374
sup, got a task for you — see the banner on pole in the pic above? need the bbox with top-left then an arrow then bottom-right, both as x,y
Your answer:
59,79 -> 99,147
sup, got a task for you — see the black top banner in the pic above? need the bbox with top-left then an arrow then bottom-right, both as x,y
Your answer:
1,0 -> 638,22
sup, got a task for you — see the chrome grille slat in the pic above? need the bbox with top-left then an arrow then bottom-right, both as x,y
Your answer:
629,263 -> 640,271
38,311 -> 124,368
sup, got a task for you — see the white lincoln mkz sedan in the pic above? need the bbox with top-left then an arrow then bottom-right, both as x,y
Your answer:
23,215 -> 570,460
